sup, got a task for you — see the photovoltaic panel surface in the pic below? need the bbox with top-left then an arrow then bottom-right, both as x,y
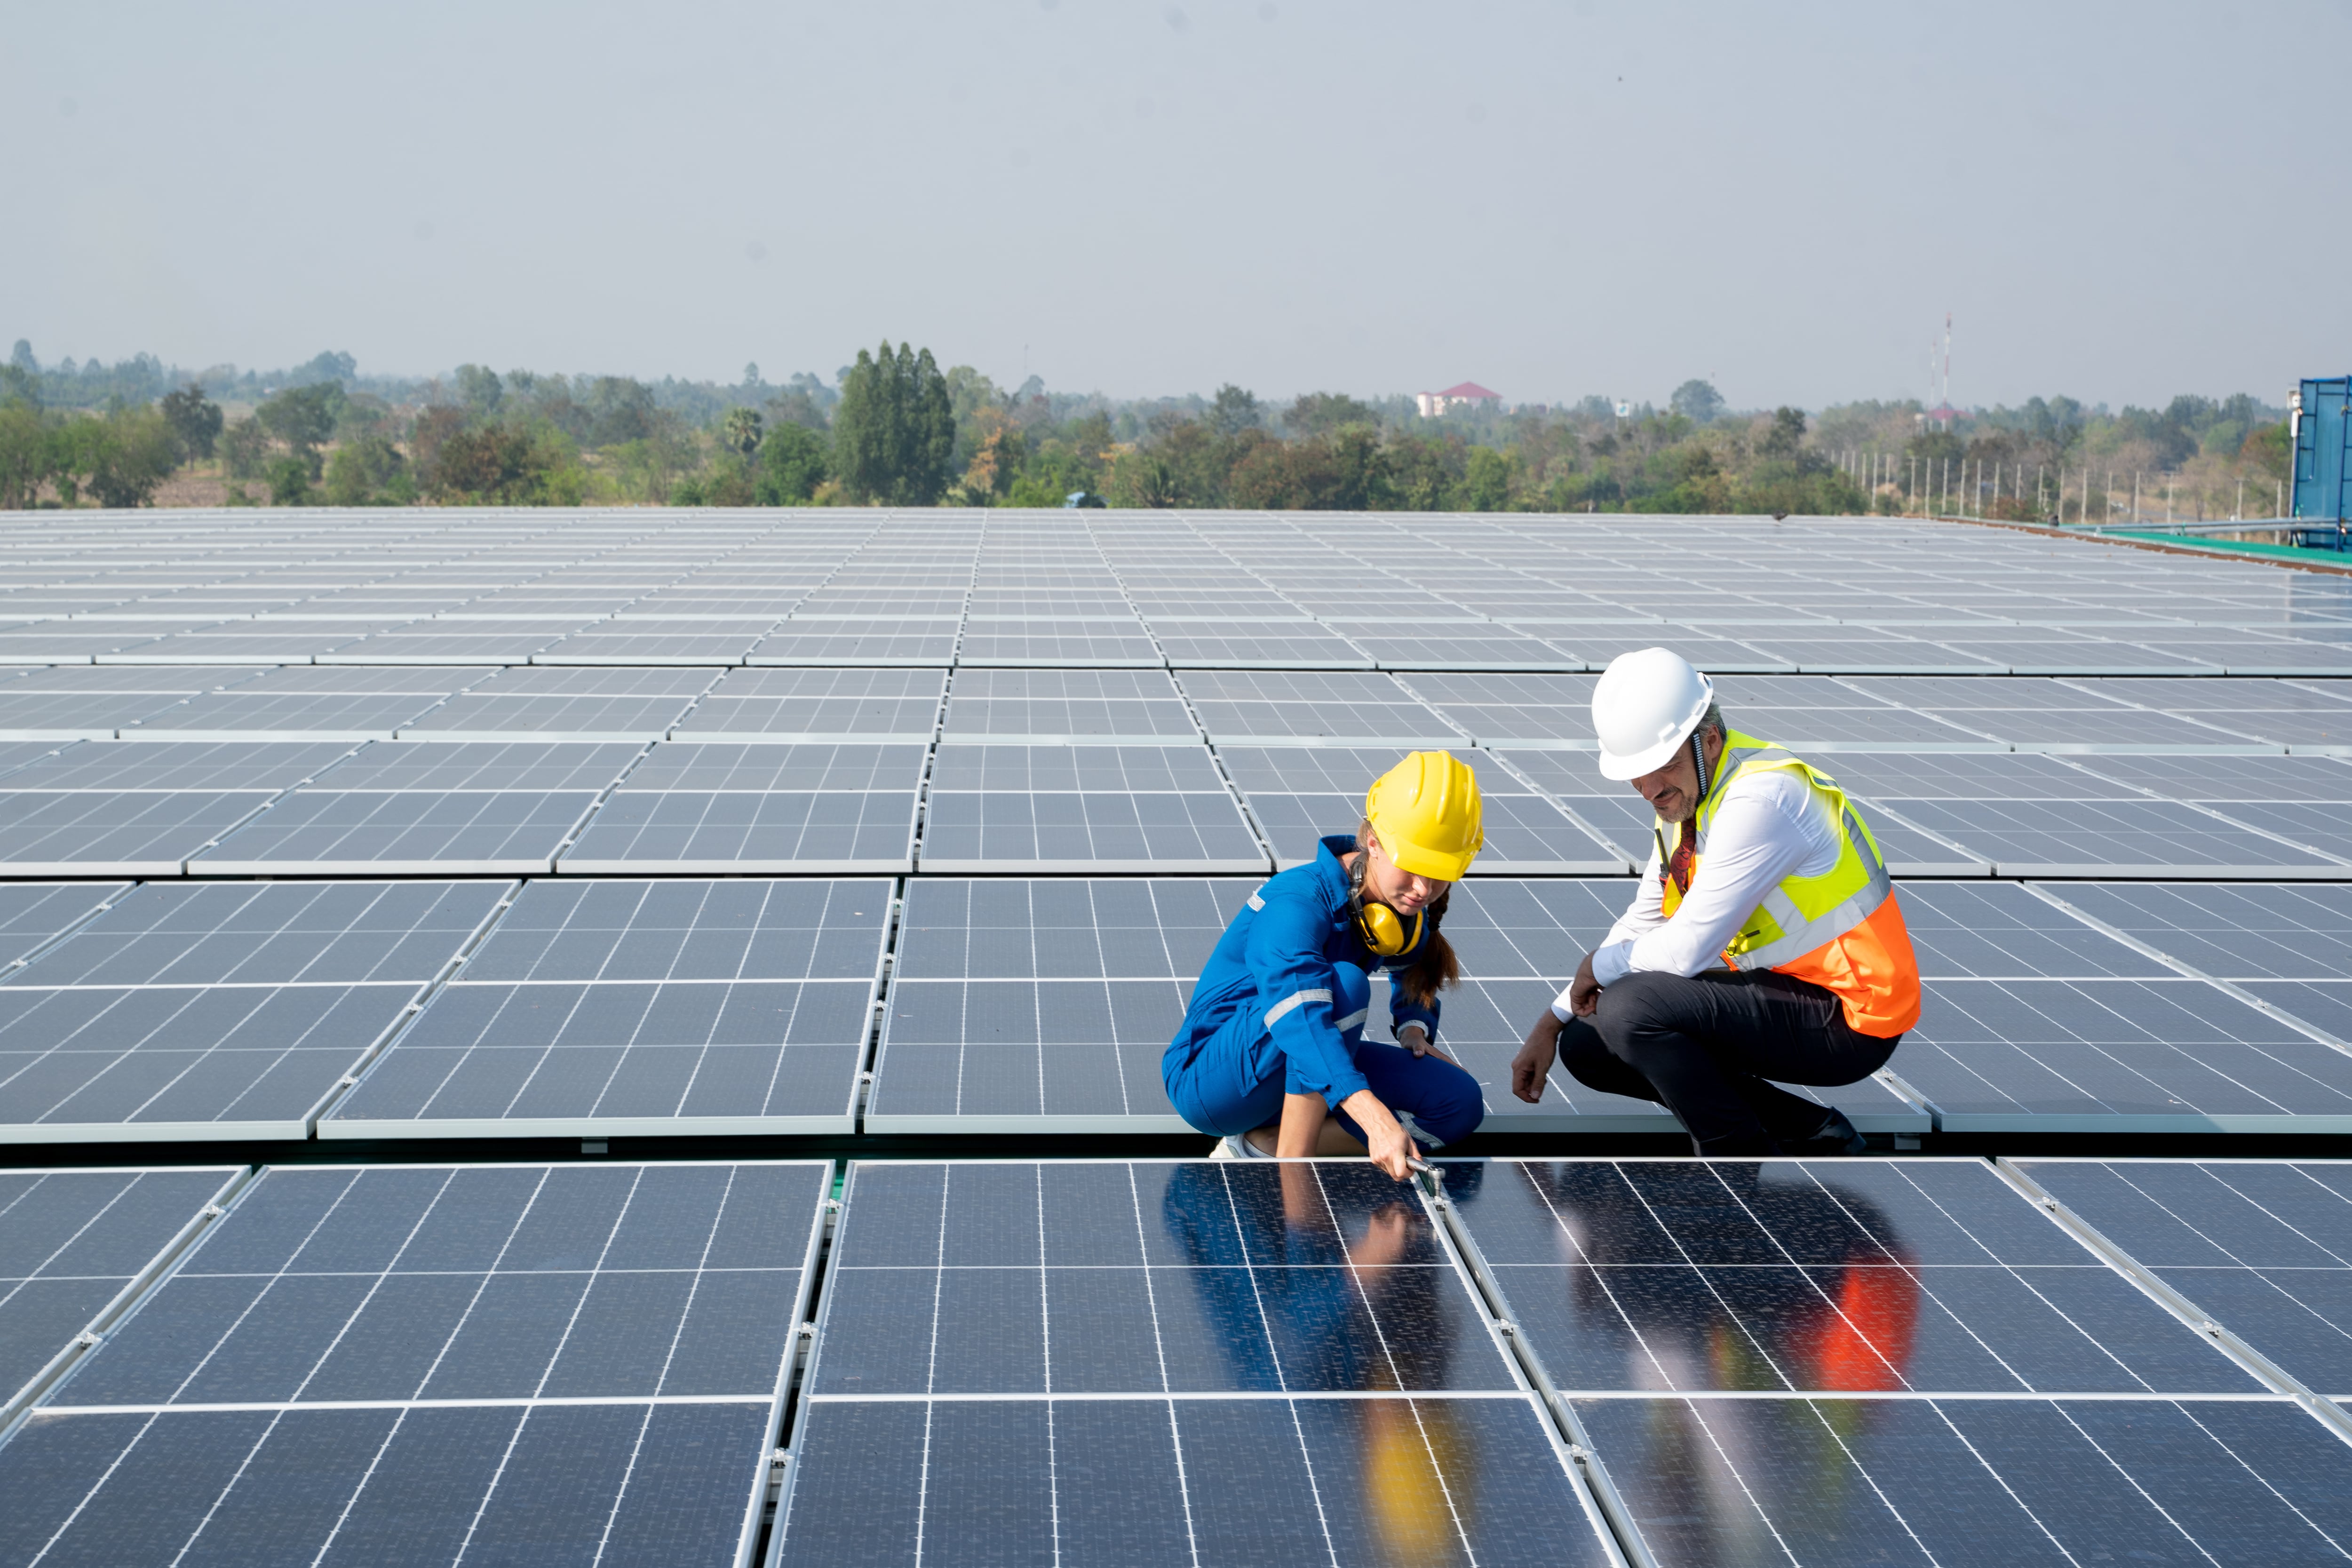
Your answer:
1444,1158 -> 2352,1568
0,1161 -> 829,1568
0,1165 -> 243,1417
0,880 -> 504,1143
920,743 -> 1267,872
868,878 -> 1253,1130
1177,669 -> 1463,746
324,878 -> 890,1135
940,667 -> 1197,742
2015,1158 -> 2352,1395
776,1160 -> 1619,1567
560,742 -> 922,873
669,666 -> 945,741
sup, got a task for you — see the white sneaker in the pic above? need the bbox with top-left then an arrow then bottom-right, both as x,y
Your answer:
1216,1132 -> 1276,1159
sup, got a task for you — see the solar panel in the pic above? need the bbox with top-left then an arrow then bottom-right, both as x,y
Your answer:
533,617 -> 779,664
0,1165 -> 245,1420
2040,882 -> 2352,979
867,878 -> 1253,1130
0,1161 -> 829,1568
397,665 -> 717,740
0,738 -> 357,792
321,618 -> 588,663
1446,1158 -> 2352,1565
670,666 -> 945,741
957,618 -> 1164,666
1870,796 -> 2341,876
560,741 -> 922,873
1319,619 -> 1578,670
194,788 -> 604,874
1149,618 -> 1377,669
1176,669 -> 1464,746
324,879 -> 889,1135
750,616 -> 961,665
1390,671 -> 1597,746
1217,744 -> 1627,873
0,880 -> 127,963
775,1160 -> 1619,1566
921,743 -> 1269,873
940,667 -> 1198,742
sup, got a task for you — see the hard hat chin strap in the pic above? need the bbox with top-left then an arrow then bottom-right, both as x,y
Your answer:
1691,729 -> 1712,800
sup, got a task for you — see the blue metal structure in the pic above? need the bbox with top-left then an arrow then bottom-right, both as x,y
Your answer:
2291,377 -> 2352,537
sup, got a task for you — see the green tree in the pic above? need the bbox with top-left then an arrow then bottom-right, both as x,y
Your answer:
1207,384 -> 1261,436
322,435 -> 410,506
1286,391 -> 1378,438
81,408 -> 180,507
722,406 -> 763,458
264,453 -> 314,506
257,383 -> 345,475
1758,406 -> 1806,459
1669,379 -> 1725,424
0,404 -> 54,508
453,365 -> 504,421
159,384 -> 223,461
1461,445 -> 1516,510
219,416 -> 274,480
832,341 -> 955,504
756,422 -> 830,504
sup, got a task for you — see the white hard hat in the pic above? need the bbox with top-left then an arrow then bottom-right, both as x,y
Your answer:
1592,647 -> 1715,781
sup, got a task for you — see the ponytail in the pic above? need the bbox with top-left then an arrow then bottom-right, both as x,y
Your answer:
1352,821 -> 1461,1009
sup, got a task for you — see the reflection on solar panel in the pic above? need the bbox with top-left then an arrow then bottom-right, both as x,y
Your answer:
869,878 -> 1252,1129
921,744 -> 1267,872
0,881 -> 503,1140
561,742 -> 923,873
777,1160 -> 1618,1566
326,879 -> 888,1135
0,1162 -> 828,1568
1446,1157 -> 2352,1565
1217,744 -> 1626,873
0,1165 -> 243,1418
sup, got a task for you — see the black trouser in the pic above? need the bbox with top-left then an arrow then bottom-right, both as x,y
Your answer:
1559,968 -> 1900,1155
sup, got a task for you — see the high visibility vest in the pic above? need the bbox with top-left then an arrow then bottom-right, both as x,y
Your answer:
1656,730 -> 1921,1037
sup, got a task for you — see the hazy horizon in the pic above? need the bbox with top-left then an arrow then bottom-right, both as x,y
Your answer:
11,1 -> 2345,412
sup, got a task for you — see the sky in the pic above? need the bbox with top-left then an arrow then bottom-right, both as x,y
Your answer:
8,0 -> 2347,411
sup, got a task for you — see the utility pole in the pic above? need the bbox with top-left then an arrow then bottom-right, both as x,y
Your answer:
2132,471 -> 2139,527
1941,456 -> 1949,517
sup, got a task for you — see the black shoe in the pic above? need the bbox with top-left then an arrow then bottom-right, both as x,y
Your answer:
1785,1107 -> 1867,1157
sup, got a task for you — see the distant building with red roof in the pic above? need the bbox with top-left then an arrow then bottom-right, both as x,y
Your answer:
1416,382 -> 1502,418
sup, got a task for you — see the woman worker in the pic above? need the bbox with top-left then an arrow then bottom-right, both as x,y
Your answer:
1164,751 -> 1487,1180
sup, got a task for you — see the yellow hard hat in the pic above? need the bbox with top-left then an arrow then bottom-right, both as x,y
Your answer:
1364,751 -> 1483,881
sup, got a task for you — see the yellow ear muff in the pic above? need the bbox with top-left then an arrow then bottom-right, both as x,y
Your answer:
1356,901 -> 1421,958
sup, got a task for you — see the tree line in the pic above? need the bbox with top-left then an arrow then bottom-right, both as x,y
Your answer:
0,338 -> 2294,516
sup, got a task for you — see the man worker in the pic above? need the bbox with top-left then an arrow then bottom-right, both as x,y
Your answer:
1510,648 -> 1921,1155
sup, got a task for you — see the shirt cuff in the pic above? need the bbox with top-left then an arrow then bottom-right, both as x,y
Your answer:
1591,941 -> 1635,987
1549,989 -> 1575,1023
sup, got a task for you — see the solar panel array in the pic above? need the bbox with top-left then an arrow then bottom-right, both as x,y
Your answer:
4,511 -> 2352,1561
0,510 -> 2346,1139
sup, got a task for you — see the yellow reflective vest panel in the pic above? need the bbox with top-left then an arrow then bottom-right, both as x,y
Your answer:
1655,731 -> 1922,1037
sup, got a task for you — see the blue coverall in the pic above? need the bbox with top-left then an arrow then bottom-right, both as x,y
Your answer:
1163,836 -> 1485,1146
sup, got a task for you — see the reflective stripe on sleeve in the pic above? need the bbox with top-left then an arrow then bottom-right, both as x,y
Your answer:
1247,893 -> 1265,910
1333,1008 -> 1368,1032
1263,987 -> 1332,1027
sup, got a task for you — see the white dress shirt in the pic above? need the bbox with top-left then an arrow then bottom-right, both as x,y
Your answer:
1552,767 -> 1842,1020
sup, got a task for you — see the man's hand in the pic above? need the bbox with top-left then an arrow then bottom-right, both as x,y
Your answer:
1567,950 -> 1601,1017
1511,1011 -> 1562,1104
1398,1024 -> 1454,1063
